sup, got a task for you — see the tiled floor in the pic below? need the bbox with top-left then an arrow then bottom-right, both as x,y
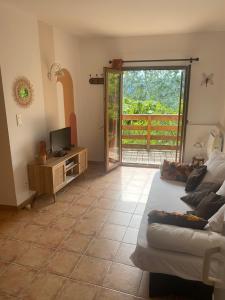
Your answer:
0,165 -> 181,300
122,149 -> 177,166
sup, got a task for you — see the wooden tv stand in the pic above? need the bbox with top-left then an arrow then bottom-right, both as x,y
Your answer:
28,147 -> 88,202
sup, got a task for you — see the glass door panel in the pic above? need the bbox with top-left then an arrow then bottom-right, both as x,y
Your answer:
104,68 -> 122,172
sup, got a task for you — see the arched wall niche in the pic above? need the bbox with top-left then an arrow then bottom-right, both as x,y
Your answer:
57,68 -> 78,146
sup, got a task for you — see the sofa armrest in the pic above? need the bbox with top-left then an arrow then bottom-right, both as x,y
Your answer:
147,223 -> 224,257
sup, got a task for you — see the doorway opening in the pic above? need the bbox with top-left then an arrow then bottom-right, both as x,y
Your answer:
104,66 -> 190,172
121,67 -> 189,167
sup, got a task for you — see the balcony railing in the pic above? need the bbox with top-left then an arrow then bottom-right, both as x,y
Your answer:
122,114 -> 180,151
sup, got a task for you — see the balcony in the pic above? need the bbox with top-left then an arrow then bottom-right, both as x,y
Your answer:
122,114 -> 180,166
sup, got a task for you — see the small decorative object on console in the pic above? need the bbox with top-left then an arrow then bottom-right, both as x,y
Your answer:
38,141 -> 47,165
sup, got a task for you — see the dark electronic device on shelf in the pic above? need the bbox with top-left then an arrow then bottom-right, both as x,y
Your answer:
50,127 -> 71,157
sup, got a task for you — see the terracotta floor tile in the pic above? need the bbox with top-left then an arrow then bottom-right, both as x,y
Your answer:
97,288 -> 138,300
0,262 -> 8,276
0,166 -> 155,299
22,271 -> 65,300
0,221 -> 24,238
10,209 -> 36,223
123,228 -> 139,245
0,210 -> 15,221
30,212 -> 56,226
71,255 -> 111,285
56,191 -> 78,203
47,249 -> 80,276
107,211 -> 132,226
113,201 -> 137,214
50,215 -> 77,231
56,280 -> 99,300
0,291 -> 18,299
0,238 -> 29,262
108,183 -> 127,192
93,197 -> 118,210
61,232 -> 91,253
120,192 -> 141,202
103,263 -> 142,295
134,203 -> 146,215
0,264 -> 36,296
86,238 -> 120,260
85,187 -> 105,198
38,227 -> 66,248
83,207 -> 110,222
102,190 -> 121,200
129,214 -> 142,229
67,184 -> 87,195
75,195 -> 97,207
15,224 -> 44,243
138,195 -> 149,204
98,223 -> 126,241
114,243 -> 136,266
64,204 -> 87,218
73,218 -> 104,236
39,202 -> 70,216
138,271 -> 149,299
16,244 -> 53,269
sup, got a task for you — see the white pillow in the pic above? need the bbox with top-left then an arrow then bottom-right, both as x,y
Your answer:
217,180 -> 225,196
202,150 -> 225,183
205,150 -> 223,166
208,204 -> 225,234
206,133 -> 223,159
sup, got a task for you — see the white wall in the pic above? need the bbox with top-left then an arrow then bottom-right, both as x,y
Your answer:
38,21 -> 59,132
0,4 -> 81,206
78,33 -> 225,162
0,69 -> 17,206
0,3 -> 47,206
53,28 -> 81,134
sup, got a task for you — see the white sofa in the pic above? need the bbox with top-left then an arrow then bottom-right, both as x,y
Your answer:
131,171 -> 225,298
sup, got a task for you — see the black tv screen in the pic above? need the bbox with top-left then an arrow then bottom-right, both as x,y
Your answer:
50,127 -> 71,153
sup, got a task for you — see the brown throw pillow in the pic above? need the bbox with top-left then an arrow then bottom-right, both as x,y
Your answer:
161,160 -> 194,182
148,210 -> 208,230
185,165 -> 207,192
195,192 -> 225,220
195,182 -> 221,193
181,190 -> 211,208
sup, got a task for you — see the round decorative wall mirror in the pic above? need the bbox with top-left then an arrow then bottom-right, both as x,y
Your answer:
13,77 -> 33,106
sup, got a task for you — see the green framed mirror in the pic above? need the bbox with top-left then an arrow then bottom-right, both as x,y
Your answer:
13,77 -> 33,106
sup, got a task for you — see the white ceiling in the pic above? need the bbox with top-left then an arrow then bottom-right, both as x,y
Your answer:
3,0 -> 225,37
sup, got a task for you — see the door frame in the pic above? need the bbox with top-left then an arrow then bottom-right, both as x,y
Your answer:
121,65 -> 191,163
104,67 -> 123,172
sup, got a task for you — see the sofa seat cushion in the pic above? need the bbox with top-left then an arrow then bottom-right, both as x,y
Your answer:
147,223 -> 224,257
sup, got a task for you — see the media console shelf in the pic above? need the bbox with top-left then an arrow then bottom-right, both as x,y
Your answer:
28,147 -> 88,202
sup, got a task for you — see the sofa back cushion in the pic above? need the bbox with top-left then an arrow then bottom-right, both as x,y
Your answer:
161,160 -> 193,182
195,192 -> 225,220
185,165 -> 207,192
203,150 -> 225,184
148,210 -> 208,230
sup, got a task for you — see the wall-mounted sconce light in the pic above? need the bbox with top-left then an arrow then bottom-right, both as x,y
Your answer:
47,63 -> 64,81
201,73 -> 214,87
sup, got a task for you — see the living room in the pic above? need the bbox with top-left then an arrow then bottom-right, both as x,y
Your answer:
0,1 -> 225,299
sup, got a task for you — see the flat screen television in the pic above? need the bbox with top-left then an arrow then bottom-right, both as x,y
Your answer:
50,127 -> 71,154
